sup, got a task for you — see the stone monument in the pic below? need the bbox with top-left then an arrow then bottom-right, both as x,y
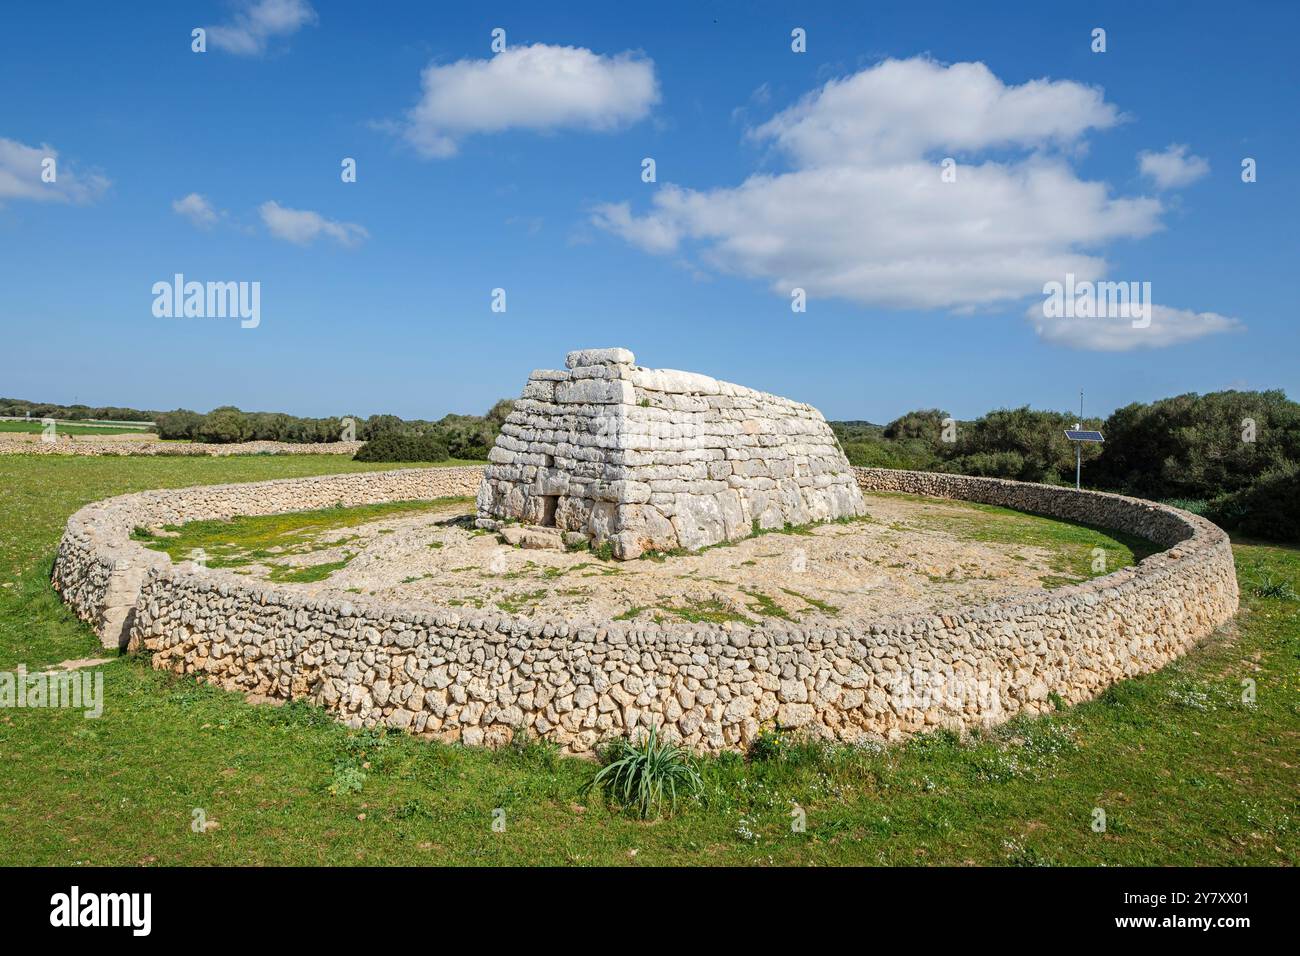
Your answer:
476,348 -> 866,558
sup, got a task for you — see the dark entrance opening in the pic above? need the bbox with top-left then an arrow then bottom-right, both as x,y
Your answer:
539,495 -> 558,527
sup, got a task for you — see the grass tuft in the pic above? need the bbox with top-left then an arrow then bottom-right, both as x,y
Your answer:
586,724 -> 703,819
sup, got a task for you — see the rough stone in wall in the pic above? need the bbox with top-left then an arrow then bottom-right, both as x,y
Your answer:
476,348 -> 867,558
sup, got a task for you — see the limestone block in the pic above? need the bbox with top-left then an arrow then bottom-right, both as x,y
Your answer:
587,500 -> 618,540
671,493 -> 725,551
532,467 -> 570,497
500,525 -> 564,551
555,378 -> 635,406
566,347 -> 635,368
556,496 -> 592,530
627,367 -> 721,396
521,380 -> 555,401
716,489 -> 747,539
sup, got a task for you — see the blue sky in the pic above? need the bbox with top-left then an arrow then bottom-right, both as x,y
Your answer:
1,0 -> 1296,423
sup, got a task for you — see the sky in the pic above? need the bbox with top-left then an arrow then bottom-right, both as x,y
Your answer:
1,0 -> 1296,423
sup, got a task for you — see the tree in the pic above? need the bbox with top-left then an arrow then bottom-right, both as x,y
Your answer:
197,406 -> 250,444
362,414 -> 405,440
485,399 -> 515,426
883,408 -> 949,442
155,409 -> 202,440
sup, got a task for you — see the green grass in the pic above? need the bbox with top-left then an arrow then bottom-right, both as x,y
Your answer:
779,587 -> 841,616
131,496 -> 472,582
739,588 -> 792,620
0,454 -> 1295,865
266,557 -> 355,584
0,420 -> 155,435
494,589 -> 549,615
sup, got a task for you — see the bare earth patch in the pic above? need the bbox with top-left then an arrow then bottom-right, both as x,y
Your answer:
203,492 -> 1147,625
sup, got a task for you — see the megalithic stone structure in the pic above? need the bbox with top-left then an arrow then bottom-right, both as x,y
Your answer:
476,348 -> 866,558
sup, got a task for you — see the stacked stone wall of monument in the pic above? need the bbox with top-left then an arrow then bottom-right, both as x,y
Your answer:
477,348 -> 867,558
53,465 -> 1238,754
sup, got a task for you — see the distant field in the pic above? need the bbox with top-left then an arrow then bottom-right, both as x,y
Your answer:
0,420 -> 155,435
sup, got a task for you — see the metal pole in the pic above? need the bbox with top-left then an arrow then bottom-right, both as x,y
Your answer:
1077,388 -> 1084,489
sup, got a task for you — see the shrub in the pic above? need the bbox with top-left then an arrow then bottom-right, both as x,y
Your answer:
353,432 -> 449,463
1094,390 -> 1300,501
586,724 -> 703,818
484,398 -> 515,426
196,406 -> 250,443
883,408 -> 949,442
841,438 -> 937,470
361,414 -> 405,440
945,449 -> 1028,480
946,406 -> 1093,483
155,408 -> 203,440
1206,463 -> 1300,543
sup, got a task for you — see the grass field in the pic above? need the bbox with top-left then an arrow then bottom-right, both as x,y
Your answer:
0,420 -> 156,436
0,454 -> 1295,865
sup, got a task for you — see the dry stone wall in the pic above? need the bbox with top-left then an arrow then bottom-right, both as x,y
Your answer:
477,348 -> 866,558
52,467 -> 483,649
0,432 -> 362,456
52,465 -> 1238,754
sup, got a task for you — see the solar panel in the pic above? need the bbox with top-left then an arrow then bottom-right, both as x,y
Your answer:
1064,430 -> 1104,442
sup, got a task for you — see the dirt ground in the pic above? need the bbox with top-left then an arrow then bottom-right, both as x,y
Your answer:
222,492 -> 1117,625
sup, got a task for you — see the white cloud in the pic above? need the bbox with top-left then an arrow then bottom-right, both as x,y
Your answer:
595,158 -> 1162,310
1138,143 -> 1210,190
207,0 -> 317,56
402,43 -> 658,158
259,200 -> 367,246
750,58 -> 1121,167
594,57 -> 1160,312
589,199 -> 680,255
1029,302 -> 1242,351
171,192 -> 220,229
0,137 -> 108,205
593,56 -> 1234,349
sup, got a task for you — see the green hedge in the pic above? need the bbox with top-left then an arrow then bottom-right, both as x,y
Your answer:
1206,463 -> 1300,542
353,433 -> 450,463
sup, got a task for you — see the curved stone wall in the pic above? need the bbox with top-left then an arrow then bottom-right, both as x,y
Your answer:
52,466 -> 1238,753
52,467 -> 484,648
